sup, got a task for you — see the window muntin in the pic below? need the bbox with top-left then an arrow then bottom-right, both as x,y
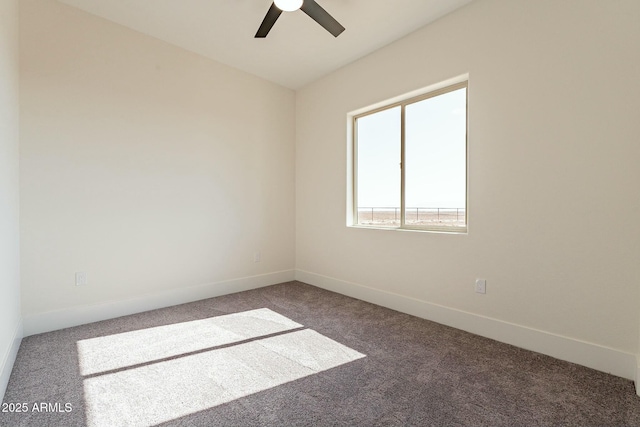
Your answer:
353,82 -> 468,232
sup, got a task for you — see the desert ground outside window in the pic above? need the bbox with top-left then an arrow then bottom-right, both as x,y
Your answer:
349,79 -> 468,233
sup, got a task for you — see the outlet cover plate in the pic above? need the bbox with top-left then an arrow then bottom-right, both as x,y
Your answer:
75,271 -> 88,286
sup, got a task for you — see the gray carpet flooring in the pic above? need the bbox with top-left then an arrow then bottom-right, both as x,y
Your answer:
2,281 -> 640,426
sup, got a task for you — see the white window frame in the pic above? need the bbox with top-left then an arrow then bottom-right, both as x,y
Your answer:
348,79 -> 469,233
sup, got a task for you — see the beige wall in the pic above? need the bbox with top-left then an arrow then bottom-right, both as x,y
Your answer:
20,0 -> 295,317
296,0 -> 640,357
0,0 -> 21,399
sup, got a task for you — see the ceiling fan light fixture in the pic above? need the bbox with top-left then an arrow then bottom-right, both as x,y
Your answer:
274,0 -> 303,12
256,0 -> 344,38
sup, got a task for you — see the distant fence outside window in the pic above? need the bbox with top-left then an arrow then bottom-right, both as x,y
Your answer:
357,207 -> 466,227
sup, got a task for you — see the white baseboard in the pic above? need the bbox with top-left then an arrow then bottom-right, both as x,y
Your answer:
23,270 -> 295,337
636,356 -> 640,396
295,269 -> 636,381
0,319 -> 23,403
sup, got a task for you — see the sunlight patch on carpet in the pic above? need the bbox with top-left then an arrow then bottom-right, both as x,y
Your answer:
79,309 -> 365,427
77,308 -> 303,375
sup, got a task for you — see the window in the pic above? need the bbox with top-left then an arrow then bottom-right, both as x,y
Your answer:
351,81 -> 468,232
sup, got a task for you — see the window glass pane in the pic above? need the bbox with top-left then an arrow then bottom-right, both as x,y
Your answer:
404,88 -> 466,227
356,106 -> 401,227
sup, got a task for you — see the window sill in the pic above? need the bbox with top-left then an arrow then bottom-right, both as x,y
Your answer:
347,224 -> 468,235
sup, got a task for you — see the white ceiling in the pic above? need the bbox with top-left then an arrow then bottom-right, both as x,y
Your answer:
56,0 -> 473,89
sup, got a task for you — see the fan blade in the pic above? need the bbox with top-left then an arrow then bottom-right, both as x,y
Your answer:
300,0 -> 345,37
255,3 -> 282,38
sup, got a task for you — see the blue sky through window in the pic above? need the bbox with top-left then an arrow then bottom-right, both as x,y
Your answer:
356,88 -> 466,210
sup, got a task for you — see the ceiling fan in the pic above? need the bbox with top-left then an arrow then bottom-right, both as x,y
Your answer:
255,0 -> 345,38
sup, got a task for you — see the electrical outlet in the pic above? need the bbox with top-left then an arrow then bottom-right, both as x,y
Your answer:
475,279 -> 486,294
253,251 -> 261,263
75,271 -> 88,286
